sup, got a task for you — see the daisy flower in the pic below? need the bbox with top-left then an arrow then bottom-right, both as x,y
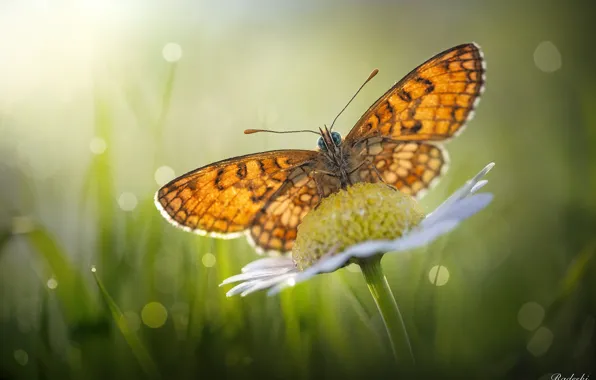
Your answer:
221,162 -> 495,365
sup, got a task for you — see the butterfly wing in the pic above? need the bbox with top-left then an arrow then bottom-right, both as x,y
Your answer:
354,137 -> 448,198
345,43 -> 485,143
155,150 -> 318,240
248,166 -> 322,254
346,43 -> 484,197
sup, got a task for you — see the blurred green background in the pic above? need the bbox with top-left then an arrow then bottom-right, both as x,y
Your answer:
1,0 -> 595,379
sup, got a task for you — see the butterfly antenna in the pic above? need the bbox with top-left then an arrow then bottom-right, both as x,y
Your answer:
329,68 -> 379,131
244,128 -> 321,136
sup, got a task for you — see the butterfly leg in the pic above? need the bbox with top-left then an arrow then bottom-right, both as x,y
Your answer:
369,162 -> 388,185
311,176 -> 326,210
312,169 -> 339,177
368,162 -> 399,192
351,158 -> 397,191
348,159 -> 369,175
350,159 -> 386,183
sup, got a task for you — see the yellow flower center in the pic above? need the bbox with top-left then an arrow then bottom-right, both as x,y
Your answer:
292,183 -> 425,270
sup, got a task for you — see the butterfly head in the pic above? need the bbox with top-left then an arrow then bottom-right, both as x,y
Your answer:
317,126 -> 342,154
317,131 -> 342,152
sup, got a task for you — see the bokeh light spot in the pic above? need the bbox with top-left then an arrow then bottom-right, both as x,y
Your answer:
518,301 -> 545,331
428,265 -> 450,286
89,137 -> 107,155
14,349 -> 28,366
202,253 -> 216,268
534,41 -> 562,73
162,43 -> 183,62
154,166 -> 175,186
46,277 -> 58,290
141,302 -> 168,328
527,326 -> 554,357
118,192 -> 138,211
91,266 -> 97,273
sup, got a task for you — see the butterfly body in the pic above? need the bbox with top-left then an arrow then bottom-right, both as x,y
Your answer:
313,128 -> 355,190
156,43 -> 486,254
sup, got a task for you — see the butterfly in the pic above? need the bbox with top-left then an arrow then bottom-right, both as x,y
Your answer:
155,43 -> 485,254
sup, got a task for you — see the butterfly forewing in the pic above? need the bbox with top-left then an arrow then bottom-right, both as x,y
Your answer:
345,43 -> 485,143
155,150 -> 317,238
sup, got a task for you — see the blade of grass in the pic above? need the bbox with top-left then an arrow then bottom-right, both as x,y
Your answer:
279,287 -> 303,377
214,239 -> 244,329
335,270 -> 385,358
26,227 -> 97,323
145,62 -> 178,297
315,277 -> 355,372
154,62 -> 177,142
557,241 -> 595,299
187,237 -> 208,342
110,63 -> 157,133
139,198 -> 164,297
92,267 -> 161,379
92,82 -> 116,275
337,270 -> 375,330
279,284 -> 314,380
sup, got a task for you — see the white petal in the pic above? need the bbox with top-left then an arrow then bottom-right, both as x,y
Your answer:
276,244 -> 392,293
450,163 -> 494,199
383,220 -> 459,252
429,193 -> 493,224
340,240 -> 395,257
240,273 -> 297,297
227,273 -> 295,297
268,221 -> 459,295
267,280 -> 296,296
220,267 -> 294,286
267,253 -> 353,295
328,220 -> 458,262
298,254 -> 350,278
241,256 -> 294,273
227,280 -> 262,297
267,271 -> 314,295
471,180 -> 488,194
423,163 -> 494,227
473,162 -> 495,182
266,282 -> 291,296
424,192 -> 464,227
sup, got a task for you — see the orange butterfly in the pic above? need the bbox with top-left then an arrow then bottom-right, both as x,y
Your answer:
155,43 -> 485,254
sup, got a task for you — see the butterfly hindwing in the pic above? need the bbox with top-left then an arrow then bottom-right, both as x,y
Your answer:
354,138 -> 448,198
248,167 -> 321,253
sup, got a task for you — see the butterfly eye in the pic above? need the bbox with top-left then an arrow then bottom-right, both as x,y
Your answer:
331,131 -> 342,146
317,136 -> 327,151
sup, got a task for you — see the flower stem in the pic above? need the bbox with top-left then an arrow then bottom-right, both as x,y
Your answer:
359,256 -> 415,366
